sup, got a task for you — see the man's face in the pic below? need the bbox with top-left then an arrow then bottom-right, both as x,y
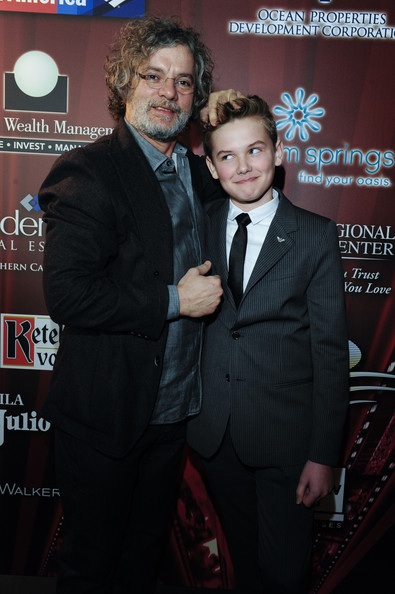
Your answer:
126,45 -> 195,144
206,116 -> 283,210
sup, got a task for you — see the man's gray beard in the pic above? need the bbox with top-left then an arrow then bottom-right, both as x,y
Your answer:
133,100 -> 191,141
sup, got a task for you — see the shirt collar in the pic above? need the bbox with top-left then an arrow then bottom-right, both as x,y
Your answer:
124,118 -> 186,171
228,188 -> 279,225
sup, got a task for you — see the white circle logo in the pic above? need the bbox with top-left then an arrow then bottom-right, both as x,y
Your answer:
14,51 -> 59,98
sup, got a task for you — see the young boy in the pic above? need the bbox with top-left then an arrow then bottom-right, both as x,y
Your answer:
187,96 -> 349,594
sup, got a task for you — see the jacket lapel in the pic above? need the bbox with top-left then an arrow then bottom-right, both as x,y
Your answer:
109,120 -> 171,223
207,200 -> 234,299
108,120 -> 174,278
208,193 -> 300,308
245,193 -> 299,296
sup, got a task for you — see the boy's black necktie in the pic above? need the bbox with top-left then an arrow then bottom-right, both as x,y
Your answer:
228,213 -> 251,306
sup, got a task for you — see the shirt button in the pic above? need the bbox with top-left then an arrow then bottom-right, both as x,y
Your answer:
231,331 -> 241,340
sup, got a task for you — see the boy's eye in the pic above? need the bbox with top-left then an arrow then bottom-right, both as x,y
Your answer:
250,147 -> 261,155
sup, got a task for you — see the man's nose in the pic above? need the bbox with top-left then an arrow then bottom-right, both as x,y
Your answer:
159,78 -> 177,99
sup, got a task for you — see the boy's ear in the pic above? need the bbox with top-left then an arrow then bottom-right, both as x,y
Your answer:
206,155 -> 219,179
275,140 -> 284,167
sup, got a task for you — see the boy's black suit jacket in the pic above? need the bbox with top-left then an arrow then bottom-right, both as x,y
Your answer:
188,191 -> 349,467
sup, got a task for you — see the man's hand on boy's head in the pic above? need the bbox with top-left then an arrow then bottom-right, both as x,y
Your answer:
201,89 -> 245,127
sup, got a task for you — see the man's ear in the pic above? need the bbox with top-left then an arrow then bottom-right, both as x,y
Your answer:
275,140 -> 284,167
206,155 -> 219,179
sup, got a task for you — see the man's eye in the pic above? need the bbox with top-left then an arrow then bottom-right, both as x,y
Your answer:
176,79 -> 192,88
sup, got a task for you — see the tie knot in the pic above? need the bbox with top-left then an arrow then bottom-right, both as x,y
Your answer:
236,213 -> 251,228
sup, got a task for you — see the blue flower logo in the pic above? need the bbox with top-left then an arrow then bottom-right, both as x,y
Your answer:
273,88 -> 325,142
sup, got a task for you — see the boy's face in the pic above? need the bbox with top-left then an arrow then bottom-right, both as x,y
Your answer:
206,116 -> 283,210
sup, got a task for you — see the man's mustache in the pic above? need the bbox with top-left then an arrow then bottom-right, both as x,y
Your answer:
147,99 -> 182,114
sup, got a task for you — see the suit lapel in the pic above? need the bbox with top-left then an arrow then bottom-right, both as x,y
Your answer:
245,193 -> 299,295
109,120 -> 171,224
207,201 -> 234,300
208,194 -> 300,308
108,121 -> 174,276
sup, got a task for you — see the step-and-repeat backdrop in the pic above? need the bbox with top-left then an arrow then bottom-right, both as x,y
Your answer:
0,1 -> 394,592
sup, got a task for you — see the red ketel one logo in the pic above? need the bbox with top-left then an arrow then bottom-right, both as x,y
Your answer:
1,314 -> 60,370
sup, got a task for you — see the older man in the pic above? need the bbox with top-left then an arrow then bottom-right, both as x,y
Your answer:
39,16 -> 237,594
